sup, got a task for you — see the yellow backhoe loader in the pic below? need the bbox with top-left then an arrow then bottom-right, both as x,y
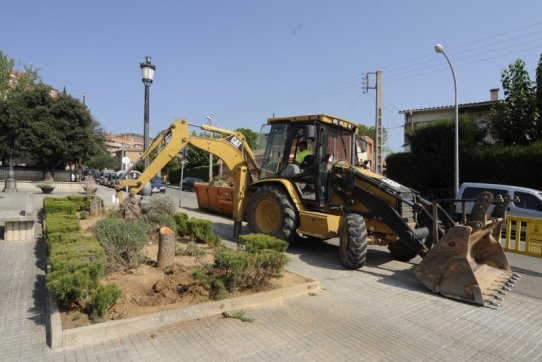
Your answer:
116,114 -> 518,306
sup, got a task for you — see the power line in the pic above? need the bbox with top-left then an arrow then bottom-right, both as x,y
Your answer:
84,21 -> 542,128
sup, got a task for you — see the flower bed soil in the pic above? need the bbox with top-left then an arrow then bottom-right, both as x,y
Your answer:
59,217 -> 310,330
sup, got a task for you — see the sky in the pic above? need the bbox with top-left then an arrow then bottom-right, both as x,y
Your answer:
2,0 -> 542,153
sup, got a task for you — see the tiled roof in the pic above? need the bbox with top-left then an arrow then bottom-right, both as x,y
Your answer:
399,100 -> 497,114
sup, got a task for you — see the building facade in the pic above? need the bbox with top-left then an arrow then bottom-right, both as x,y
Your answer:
399,88 -> 499,151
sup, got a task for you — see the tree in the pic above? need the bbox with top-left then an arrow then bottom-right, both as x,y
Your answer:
87,149 -> 117,170
0,51 -> 41,164
0,51 -> 15,100
536,53 -> 542,117
357,124 -> 387,144
0,51 -> 40,101
234,128 -> 257,149
490,59 -> 540,145
0,84 -> 105,176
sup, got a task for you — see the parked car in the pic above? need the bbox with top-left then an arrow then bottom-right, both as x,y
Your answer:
104,173 -> 118,187
150,175 -> 166,194
83,168 -> 99,181
456,182 -> 542,241
181,177 -> 203,191
98,170 -> 116,185
455,182 -> 542,219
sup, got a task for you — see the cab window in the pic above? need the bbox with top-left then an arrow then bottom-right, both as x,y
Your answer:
514,191 -> 542,211
462,187 -> 507,200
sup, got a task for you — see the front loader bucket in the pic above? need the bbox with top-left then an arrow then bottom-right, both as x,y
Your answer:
415,220 -> 517,306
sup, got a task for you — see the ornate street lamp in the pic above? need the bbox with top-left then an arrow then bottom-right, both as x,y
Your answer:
140,56 -> 156,170
435,44 -> 459,196
3,149 -> 17,192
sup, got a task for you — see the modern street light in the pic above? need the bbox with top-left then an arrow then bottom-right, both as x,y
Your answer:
435,43 -> 459,196
140,56 -> 156,170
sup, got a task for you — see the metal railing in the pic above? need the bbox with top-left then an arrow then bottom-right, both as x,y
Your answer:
500,216 -> 542,258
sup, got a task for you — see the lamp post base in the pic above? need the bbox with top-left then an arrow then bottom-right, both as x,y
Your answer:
3,175 -> 17,192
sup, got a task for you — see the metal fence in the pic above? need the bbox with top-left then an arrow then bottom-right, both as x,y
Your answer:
0,168 -> 72,182
499,216 -> 542,258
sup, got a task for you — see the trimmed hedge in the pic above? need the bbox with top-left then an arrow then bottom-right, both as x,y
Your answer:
240,233 -> 289,253
386,119 -> 542,195
174,212 -> 189,236
44,197 -> 111,309
90,284 -> 122,321
66,195 -> 92,212
43,197 -> 77,215
169,164 -> 219,184
192,233 -> 288,298
44,214 -> 80,237
187,218 -> 220,246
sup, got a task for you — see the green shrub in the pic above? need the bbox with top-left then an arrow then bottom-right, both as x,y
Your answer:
47,233 -> 101,256
240,233 -> 289,253
187,218 -> 221,247
214,249 -> 253,290
43,196 -> 108,309
174,212 -> 189,236
104,208 -> 123,219
192,264 -> 214,290
191,264 -> 228,300
45,214 -> 80,237
180,241 -> 206,257
43,198 -> 77,215
169,166 -> 212,184
48,238 -> 106,273
144,211 -> 177,233
90,284 -> 122,321
253,249 -> 288,282
47,268 -> 95,306
214,247 -> 288,291
92,218 -> 148,270
79,210 -> 89,219
67,195 -> 91,212
210,279 -> 228,300
145,194 -> 176,215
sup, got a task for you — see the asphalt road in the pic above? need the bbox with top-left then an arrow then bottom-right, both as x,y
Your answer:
160,184 -> 542,301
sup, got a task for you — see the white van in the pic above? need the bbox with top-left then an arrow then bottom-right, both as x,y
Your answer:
456,182 -> 542,219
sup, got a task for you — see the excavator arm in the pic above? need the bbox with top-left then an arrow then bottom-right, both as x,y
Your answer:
115,119 -> 255,238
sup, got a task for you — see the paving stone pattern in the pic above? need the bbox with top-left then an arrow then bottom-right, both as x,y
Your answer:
0,190 -> 541,361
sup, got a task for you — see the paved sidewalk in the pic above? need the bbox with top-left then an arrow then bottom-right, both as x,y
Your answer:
0,189 -> 541,361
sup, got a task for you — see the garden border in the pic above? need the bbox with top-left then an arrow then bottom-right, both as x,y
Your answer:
48,273 -> 320,350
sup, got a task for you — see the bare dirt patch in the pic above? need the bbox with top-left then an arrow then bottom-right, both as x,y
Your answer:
60,216 -> 310,329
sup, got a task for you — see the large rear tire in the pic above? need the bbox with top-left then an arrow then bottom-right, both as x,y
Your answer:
246,185 -> 299,243
339,214 -> 368,269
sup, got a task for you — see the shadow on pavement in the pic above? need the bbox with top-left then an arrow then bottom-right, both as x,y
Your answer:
359,249 -> 428,292
29,211 -> 50,345
512,266 -> 542,278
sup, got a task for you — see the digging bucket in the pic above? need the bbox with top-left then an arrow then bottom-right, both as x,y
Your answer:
415,218 -> 517,306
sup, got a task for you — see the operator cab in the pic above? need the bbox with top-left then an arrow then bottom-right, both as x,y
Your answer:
253,115 -> 357,208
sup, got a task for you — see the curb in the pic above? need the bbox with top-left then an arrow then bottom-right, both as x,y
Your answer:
49,275 -> 320,350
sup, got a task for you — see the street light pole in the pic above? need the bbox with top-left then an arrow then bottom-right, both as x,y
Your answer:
3,149 -> 17,192
140,56 -> 156,171
435,44 -> 459,196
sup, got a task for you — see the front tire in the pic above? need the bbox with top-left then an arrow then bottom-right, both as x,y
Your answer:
339,214 -> 368,269
246,185 -> 299,243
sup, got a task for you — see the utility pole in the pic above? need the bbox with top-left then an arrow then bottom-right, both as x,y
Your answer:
363,71 -> 384,174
